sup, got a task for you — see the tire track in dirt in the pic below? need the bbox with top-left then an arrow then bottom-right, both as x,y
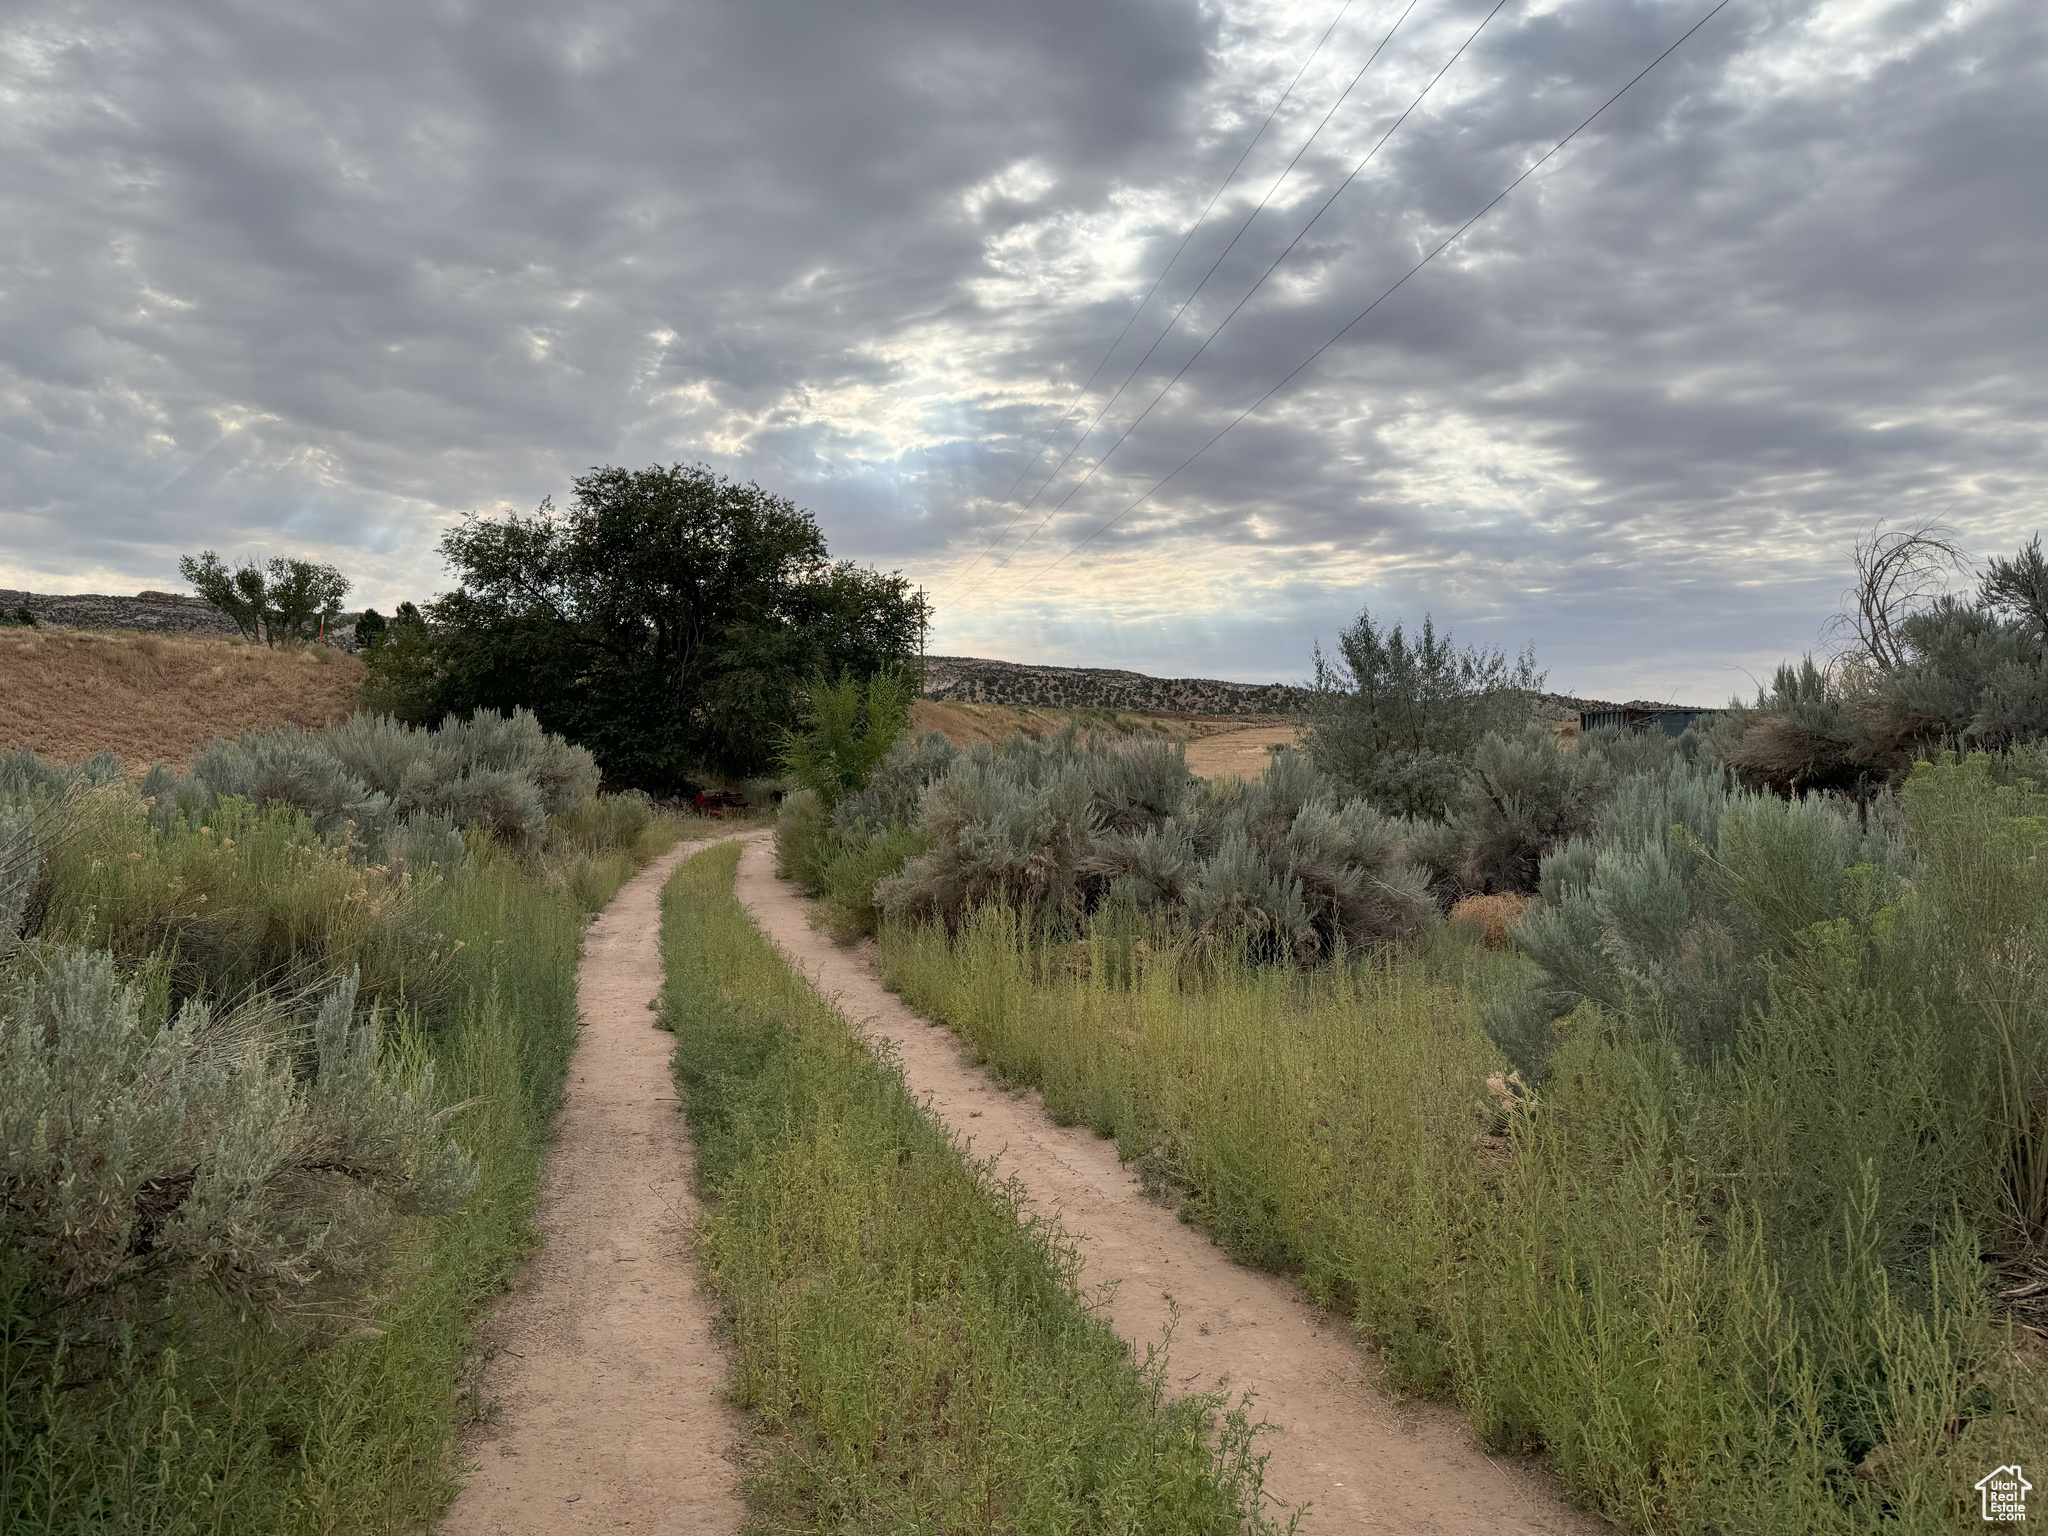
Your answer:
441,835 -> 748,1535
733,835 -> 1608,1535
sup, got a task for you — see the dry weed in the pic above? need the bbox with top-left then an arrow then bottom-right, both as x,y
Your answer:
1449,891 -> 1529,949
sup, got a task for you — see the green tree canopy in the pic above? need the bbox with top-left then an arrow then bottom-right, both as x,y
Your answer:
374,463 -> 927,790
179,553 -> 350,646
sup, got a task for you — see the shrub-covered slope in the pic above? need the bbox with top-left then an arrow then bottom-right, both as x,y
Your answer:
0,721 -> 679,1532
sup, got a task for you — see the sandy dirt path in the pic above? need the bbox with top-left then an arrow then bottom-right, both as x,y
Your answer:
1180,721 -> 1302,779
734,836 -> 1607,1535
441,836 -> 747,1536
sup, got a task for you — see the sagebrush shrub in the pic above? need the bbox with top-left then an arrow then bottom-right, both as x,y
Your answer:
0,954 -> 474,1325
877,731 -> 1433,955
1482,757 -> 1904,1078
769,731 -> 960,942
878,731 -> 1109,923
0,725 -> 638,1533
1409,724 -> 1705,902
187,728 -> 390,840
832,730 -> 958,832
154,708 -> 600,853
0,747 -> 91,804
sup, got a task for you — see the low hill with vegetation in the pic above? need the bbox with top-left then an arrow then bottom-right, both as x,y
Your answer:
0,586 -> 243,637
922,653 -> 1627,725
921,653 -> 1304,717
0,625 -> 364,769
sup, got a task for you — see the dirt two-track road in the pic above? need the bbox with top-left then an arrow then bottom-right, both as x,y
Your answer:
441,830 -> 1606,1534
439,835 -> 747,1534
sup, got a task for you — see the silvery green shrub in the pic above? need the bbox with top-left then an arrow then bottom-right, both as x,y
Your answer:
428,708 -> 600,817
1481,758 -> 1905,1078
0,747 -> 81,804
1406,724 -> 1713,902
0,954 -> 474,1323
877,729 -> 1431,955
832,731 -> 958,832
880,732 -> 1104,921
148,708 -> 599,853
186,729 -> 391,840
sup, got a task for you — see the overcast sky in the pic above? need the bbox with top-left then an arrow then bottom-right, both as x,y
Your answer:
2,0 -> 2041,700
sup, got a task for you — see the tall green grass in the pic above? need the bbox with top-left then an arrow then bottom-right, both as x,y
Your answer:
2,786 -> 688,1533
660,843 -> 1284,1534
879,765 -> 2048,1534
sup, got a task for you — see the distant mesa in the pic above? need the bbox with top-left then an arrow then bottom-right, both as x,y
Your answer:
923,654 -> 1642,723
920,654 -> 1305,719
0,588 -> 364,646
0,587 -> 239,637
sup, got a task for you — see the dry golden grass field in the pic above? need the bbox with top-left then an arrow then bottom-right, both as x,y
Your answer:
909,699 -> 1297,777
0,626 -> 364,769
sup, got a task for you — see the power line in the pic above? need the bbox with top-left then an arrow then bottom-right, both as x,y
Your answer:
952,0 -> 1740,619
949,0 -> 1426,593
928,0 -> 1359,599
951,0 -> 1506,605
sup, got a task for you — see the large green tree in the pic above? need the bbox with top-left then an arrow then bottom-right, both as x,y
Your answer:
179,552 -> 350,646
375,464 -> 926,790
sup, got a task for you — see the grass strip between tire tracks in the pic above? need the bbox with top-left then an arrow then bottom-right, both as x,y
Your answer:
659,842 -> 1288,1535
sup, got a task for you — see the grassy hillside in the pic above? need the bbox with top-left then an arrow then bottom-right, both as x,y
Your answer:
0,626 -> 363,767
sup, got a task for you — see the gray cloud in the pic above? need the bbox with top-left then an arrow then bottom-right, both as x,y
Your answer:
2,0 -> 2043,701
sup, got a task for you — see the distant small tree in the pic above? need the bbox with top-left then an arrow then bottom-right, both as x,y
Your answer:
353,607 -> 389,649
1299,607 -> 1543,820
179,552 -> 351,647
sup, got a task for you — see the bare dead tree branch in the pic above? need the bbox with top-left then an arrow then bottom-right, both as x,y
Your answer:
1824,522 -> 1967,673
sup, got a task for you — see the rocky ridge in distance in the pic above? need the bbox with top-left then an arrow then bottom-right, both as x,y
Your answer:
920,653 -> 1634,721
